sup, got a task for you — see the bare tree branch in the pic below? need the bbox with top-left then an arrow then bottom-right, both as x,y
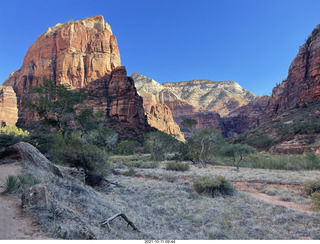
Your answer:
100,213 -> 140,232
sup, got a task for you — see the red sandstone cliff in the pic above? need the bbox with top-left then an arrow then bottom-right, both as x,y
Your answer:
0,86 -> 18,126
261,24 -> 320,121
3,16 -> 148,130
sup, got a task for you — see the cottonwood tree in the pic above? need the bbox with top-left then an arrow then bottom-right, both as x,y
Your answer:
223,144 -> 256,169
186,128 -> 227,168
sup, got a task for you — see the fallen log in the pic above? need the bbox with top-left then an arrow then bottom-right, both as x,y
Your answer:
100,212 -> 140,232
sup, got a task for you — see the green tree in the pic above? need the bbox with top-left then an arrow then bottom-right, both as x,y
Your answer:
25,80 -> 90,142
181,118 -> 198,132
114,140 -> 141,155
186,128 -> 228,167
144,131 -> 180,161
223,144 -> 257,169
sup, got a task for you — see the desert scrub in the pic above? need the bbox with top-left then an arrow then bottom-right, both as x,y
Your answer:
0,175 -> 41,194
166,162 -> 190,171
0,175 -> 20,193
311,192 -> 320,211
304,178 -> 320,196
193,175 -> 236,197
122,167 -> 135,177
122,161 -> 159,169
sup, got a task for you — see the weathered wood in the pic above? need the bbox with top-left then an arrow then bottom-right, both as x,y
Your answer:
100,212 -> 140,232
103,179 -> 123,187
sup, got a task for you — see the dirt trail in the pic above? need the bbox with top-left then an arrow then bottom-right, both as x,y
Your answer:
0,163 -> 52,240
233,181 -> 313,213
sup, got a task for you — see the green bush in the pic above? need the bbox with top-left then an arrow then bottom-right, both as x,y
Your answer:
0,175 -> 20,193
0,175 -> 40,194
52,135 -> 110,175
311,192 -> 320,212
304,179 -> 320,196
306,153 -> 320,170
0,126 -> 29,148
122,167 -> 135,177
193,175 -> 236,197
114,140 -> 141,155
26,132 -> 57,154
166,162 -> 190,171
87,126 -> 118,150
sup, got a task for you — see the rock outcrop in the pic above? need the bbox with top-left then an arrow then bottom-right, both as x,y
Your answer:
3,16 -> 148,131
147,104 -> 185,141
223,96 -> 270,137
132,73 -> 185,139
0,86 -> 18,126
0,142 -> 62,177
261,24 -> 320,121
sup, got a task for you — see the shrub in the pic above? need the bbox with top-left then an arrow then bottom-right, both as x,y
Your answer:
114,140 -> 141,155
193,175 -> 236,197
122,167 -> 135,177
306,153 -> 320,170
304,179 -> 320,196
0,175 -> 20,193
0,126 -> 29,148
0,174 -> 40,194
311,192 -> 320,212
166,162 -> 190,171
52,135 -> 110,175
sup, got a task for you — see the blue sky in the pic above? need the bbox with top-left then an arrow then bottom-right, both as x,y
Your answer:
0,0 -> 320,95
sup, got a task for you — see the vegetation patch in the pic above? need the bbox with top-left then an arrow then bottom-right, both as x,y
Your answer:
0,174 -> 41,194
304,178 -> 320,196
311,192 -> 320,212
166,162 -> 190,171
193,175 -> 236,197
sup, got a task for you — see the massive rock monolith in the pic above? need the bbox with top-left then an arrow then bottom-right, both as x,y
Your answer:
3,16 -> 148,132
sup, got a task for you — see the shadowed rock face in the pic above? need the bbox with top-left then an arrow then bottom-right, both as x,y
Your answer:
261,24 -> 320,122
223,96 -> 270,137
3,16 -> 148,130
0,86 -> 18,126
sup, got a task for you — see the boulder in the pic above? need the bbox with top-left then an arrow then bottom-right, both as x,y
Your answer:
0,142 -> 62,177
21,184 -> 51,209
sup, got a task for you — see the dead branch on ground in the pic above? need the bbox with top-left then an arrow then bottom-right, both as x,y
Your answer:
100,212 -> 140,232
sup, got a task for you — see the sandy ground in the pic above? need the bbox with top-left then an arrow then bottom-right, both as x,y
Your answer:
0,163 -> 52,240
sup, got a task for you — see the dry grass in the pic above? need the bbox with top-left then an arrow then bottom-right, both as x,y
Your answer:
17,156 -> 320,240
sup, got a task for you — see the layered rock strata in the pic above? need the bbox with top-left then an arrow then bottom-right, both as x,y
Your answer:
3,16 -> 148,130
0,86 -> 18,126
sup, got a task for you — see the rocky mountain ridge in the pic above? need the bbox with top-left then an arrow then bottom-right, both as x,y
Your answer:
133,73 -> 261,139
